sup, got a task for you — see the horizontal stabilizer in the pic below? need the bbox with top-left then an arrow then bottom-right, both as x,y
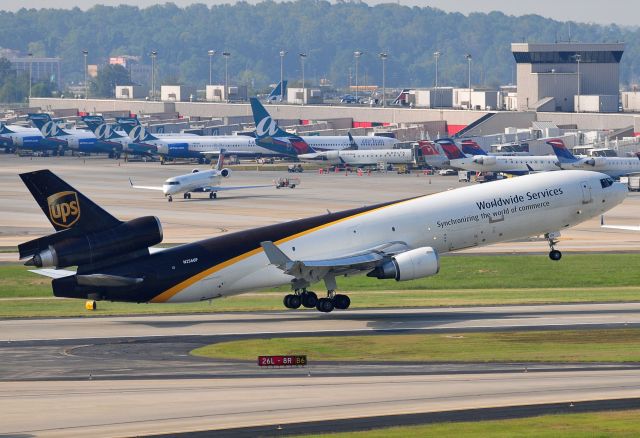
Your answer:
29,268 -> 76,279
129,178 -> 164,191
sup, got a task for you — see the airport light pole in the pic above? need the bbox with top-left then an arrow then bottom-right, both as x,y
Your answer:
299,52 -> 307,105
208,50 -> 216,86
465,53 -> 472,110
222,51 -> 230,102
574,53 -> 582,113
28,52 -> 33,100
379,52 -> 387,107
279,50 -> 286,102
82,49 -> 88,99
150,50 -> 157,101
353,50 -> 362,103
433,50 -> 441,108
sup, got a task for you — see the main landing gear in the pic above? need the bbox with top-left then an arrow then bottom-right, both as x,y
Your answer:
209,192 -> 217,199
546,231 -> 562,261
183,192 -> 192,199
283,289 -> 350,313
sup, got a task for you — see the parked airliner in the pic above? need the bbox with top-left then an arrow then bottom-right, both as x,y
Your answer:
19,167 -> 625,312
439,138 -> 560,174
549,138 -> 640,177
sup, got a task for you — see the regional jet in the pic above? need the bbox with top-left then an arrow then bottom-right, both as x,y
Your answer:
129,150 -> 271,202
18,166 -> 625,312
439,138 -> 560,174
549,138 -> 640,178
0,123 -> 51,153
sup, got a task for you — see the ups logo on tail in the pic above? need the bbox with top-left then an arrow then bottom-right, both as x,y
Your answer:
47,191 -> 80,228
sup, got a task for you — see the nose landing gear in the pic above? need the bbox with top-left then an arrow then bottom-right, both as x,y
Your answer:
546,231 -> 562,261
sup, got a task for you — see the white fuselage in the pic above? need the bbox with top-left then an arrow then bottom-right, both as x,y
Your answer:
299,148 -> 413,165
162,169 -> 223,196
146,136 -> 278,156
155,170 -> 626,302
561,157 -> 640,178
300,136 -> 397,151
449,155 -> 560,173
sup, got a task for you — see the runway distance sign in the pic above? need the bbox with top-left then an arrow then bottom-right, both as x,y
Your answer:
258,355 -> 307,367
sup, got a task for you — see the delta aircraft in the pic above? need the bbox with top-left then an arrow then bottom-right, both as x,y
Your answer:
250,97 -> 397,157
28,113 -> 122,157
439,138 -> 560,174
549,138 -> 640,178
129,150 -> 271,202
19,167 -> 625,312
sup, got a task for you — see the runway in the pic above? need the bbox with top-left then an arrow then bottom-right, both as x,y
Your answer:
2,304 -> 640,437
2,155 -> 640,254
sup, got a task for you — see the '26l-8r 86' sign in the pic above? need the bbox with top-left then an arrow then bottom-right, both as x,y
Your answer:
258,355 -> 307,367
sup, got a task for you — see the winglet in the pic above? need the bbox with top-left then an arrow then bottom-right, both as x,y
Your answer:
260,241 -> 291,268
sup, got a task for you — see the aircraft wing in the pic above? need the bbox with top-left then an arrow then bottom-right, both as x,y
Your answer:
200,150 -> 256,156
129,178 -> 163,191
201,184 -> 273,192
261,241 -> 409,283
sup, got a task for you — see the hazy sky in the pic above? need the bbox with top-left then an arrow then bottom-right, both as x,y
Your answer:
2,0 -> 638,27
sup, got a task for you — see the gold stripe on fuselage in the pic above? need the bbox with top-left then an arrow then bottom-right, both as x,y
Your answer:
149,196 -> 420,303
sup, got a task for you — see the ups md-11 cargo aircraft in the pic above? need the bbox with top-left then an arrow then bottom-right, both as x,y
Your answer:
19,169 -> 625,312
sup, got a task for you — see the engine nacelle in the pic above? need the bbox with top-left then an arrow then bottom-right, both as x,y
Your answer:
29,216 -> 163,268
325,150 -> 340,161
368,247 -> 440,281
220,168 -> 231,178
473,155 -> 496,165
584,157 -> 607,167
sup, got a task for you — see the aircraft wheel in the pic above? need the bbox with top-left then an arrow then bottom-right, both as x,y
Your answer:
183,193 -> 188,199
289,294 -> 301,309
549,250 -> 562,261
301,291 -> 318,308
209,192 -> 214,199
213,193 -> 217,199
333,294 -> 351,310
316,298 -> 334,313
283,294 -> 292,308
168,195 -> 173,202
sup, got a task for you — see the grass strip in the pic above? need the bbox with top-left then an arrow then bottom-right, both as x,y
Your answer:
298,409 -> 640,438
191,329 -> 640,363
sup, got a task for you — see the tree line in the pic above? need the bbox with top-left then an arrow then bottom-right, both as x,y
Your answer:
0,1 -> 638,102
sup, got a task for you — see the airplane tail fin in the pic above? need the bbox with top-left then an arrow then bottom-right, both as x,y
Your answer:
416,140 -> 442,157
267,80 -> 287,102
547,138 -> 577,163
435,138 -> 466,160
461,139 -> 488,156
249,97 -> 292,139
215,149 -> 226,170
28,113 -> 68,137
83,115 -> 122,140
393,89 -> 411,106
116,117 -> 157,142
0,122 -> 16,134
19,170 -> 121,234
346,132 -> 358,150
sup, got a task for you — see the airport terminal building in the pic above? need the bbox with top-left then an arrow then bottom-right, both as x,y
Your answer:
512,42 -> 624,113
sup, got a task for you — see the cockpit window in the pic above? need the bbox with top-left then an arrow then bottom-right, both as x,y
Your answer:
166,181 -> 180,185
600,178 -> 614,188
